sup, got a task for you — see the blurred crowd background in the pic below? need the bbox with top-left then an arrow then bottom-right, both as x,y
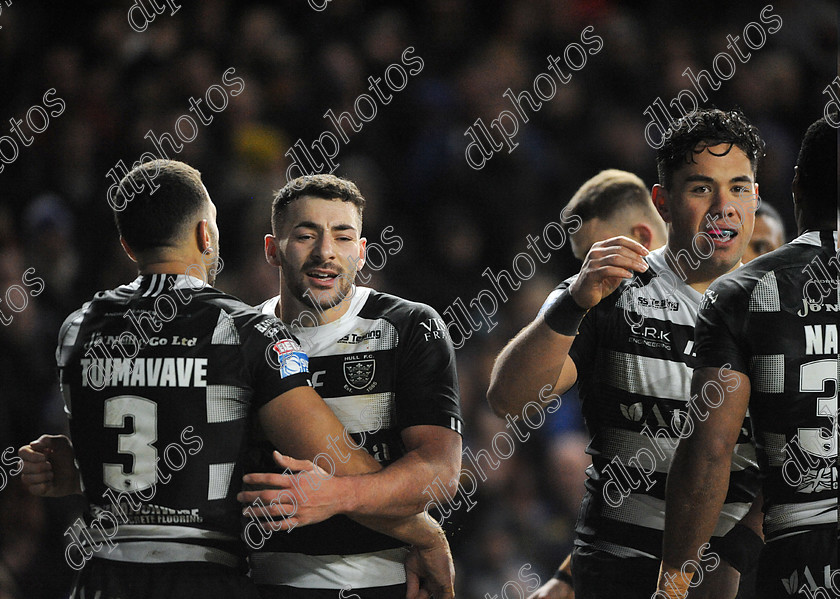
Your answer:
0,1 -> 836,597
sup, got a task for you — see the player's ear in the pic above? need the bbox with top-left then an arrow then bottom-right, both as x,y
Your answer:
630,223 -> 654,251
119,236 -> 138,263
791,167 -> 802,207
265,234 -> 282,267
196,219 -> 212,253
651,184 -> 671,223
356,237 -> 367,271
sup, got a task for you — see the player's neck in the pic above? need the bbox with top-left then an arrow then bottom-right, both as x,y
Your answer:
663,242 -> 740,295
276,286 -> 353,327
138,259 -> 209,284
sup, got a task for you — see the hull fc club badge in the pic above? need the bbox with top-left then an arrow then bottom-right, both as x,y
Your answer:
343,355 -> 376,391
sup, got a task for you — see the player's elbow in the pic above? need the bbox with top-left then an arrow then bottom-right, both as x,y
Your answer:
678,433 -> 731,468
704,436 -> 734,464
438,455 -> 462,497
486,382 -> 517,419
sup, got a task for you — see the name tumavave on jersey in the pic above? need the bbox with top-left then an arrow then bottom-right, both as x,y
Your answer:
81,357 -> 208,388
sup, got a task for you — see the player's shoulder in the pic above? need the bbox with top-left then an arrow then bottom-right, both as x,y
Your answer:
199,288 -> 292,339
359,287 -> 443,324
57,304 -> 88,347
701,236 -> 828,315
709,236 -> 818,297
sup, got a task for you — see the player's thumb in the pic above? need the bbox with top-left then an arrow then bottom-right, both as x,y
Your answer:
30,434 -> 65,452
273,451 -> 312,471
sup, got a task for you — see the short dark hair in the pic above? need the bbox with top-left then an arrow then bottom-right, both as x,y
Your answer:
656,108 -> 765,189
565,169 -> 654,223
113,160 -> 208,253
271,174 -> 365,234
795,114 -> 838,222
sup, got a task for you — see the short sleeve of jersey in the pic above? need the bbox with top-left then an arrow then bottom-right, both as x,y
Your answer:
237,313 -> 312,410
693,276 -> 750,375
393,303 -> 462,434
540,277 -> 599,378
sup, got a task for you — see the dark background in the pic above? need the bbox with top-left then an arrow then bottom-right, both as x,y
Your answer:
0,1 -> 836,597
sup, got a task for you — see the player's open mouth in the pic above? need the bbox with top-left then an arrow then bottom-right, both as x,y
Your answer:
306,269 -> 340,286
705,227 -> 738,246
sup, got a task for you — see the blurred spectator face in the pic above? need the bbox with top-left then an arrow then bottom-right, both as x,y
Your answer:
742,212 -> 784,263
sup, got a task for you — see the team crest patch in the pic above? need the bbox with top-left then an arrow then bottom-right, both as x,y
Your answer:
271,339 -> 309,378
343,357 -> 375,390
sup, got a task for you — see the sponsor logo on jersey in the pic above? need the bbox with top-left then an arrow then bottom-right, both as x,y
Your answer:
336,330 -> 382,344
636,296 -> 679,311
628,324 -> 672,350
343,354 -> 376,391
311,369 -> 327,388
271,340 -> 309,378
797,299 -> 840,317
699,289 -> 718,310
255,318 -> 288,339
419,317 -> 448,341
781,565 -> 840,596
794,465 -> 838,494
84,331 -> 142,351
619,402 -> 644,421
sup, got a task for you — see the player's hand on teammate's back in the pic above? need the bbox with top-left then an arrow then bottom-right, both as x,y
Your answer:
405,537 -> 456,599
526,578 -> 574,599
18,434 -> 82,497
238,451 -> 344,530
569,236 -> 649,309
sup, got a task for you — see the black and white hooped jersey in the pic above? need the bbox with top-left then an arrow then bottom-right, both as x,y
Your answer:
57,274 -> 311,569
542,246 -> 760,560
249,286 -> 462,590
695,230 -> 838,542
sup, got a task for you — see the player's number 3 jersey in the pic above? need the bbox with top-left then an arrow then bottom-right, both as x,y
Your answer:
56,274 -> 311,569
695,230 -> 839,541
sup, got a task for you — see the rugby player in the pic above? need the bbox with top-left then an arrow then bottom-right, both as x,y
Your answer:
541,168 -> 667,521
18,161 -> 454,599
487,109 -> 766,599
237,174 -> 463,599
656,116 -> 838,598
565,169 -> 667,262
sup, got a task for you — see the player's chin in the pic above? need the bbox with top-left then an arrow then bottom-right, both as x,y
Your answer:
707,250 -> 743,274
303,285 -> 344,308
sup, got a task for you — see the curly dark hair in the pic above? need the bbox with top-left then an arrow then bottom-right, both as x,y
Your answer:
271,174 -> 366,234
656,108 -> 765,189
795,114 -> 837,222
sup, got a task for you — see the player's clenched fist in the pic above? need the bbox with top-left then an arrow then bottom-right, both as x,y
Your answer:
568,236 -> 649,310
18,434 -> 81,497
